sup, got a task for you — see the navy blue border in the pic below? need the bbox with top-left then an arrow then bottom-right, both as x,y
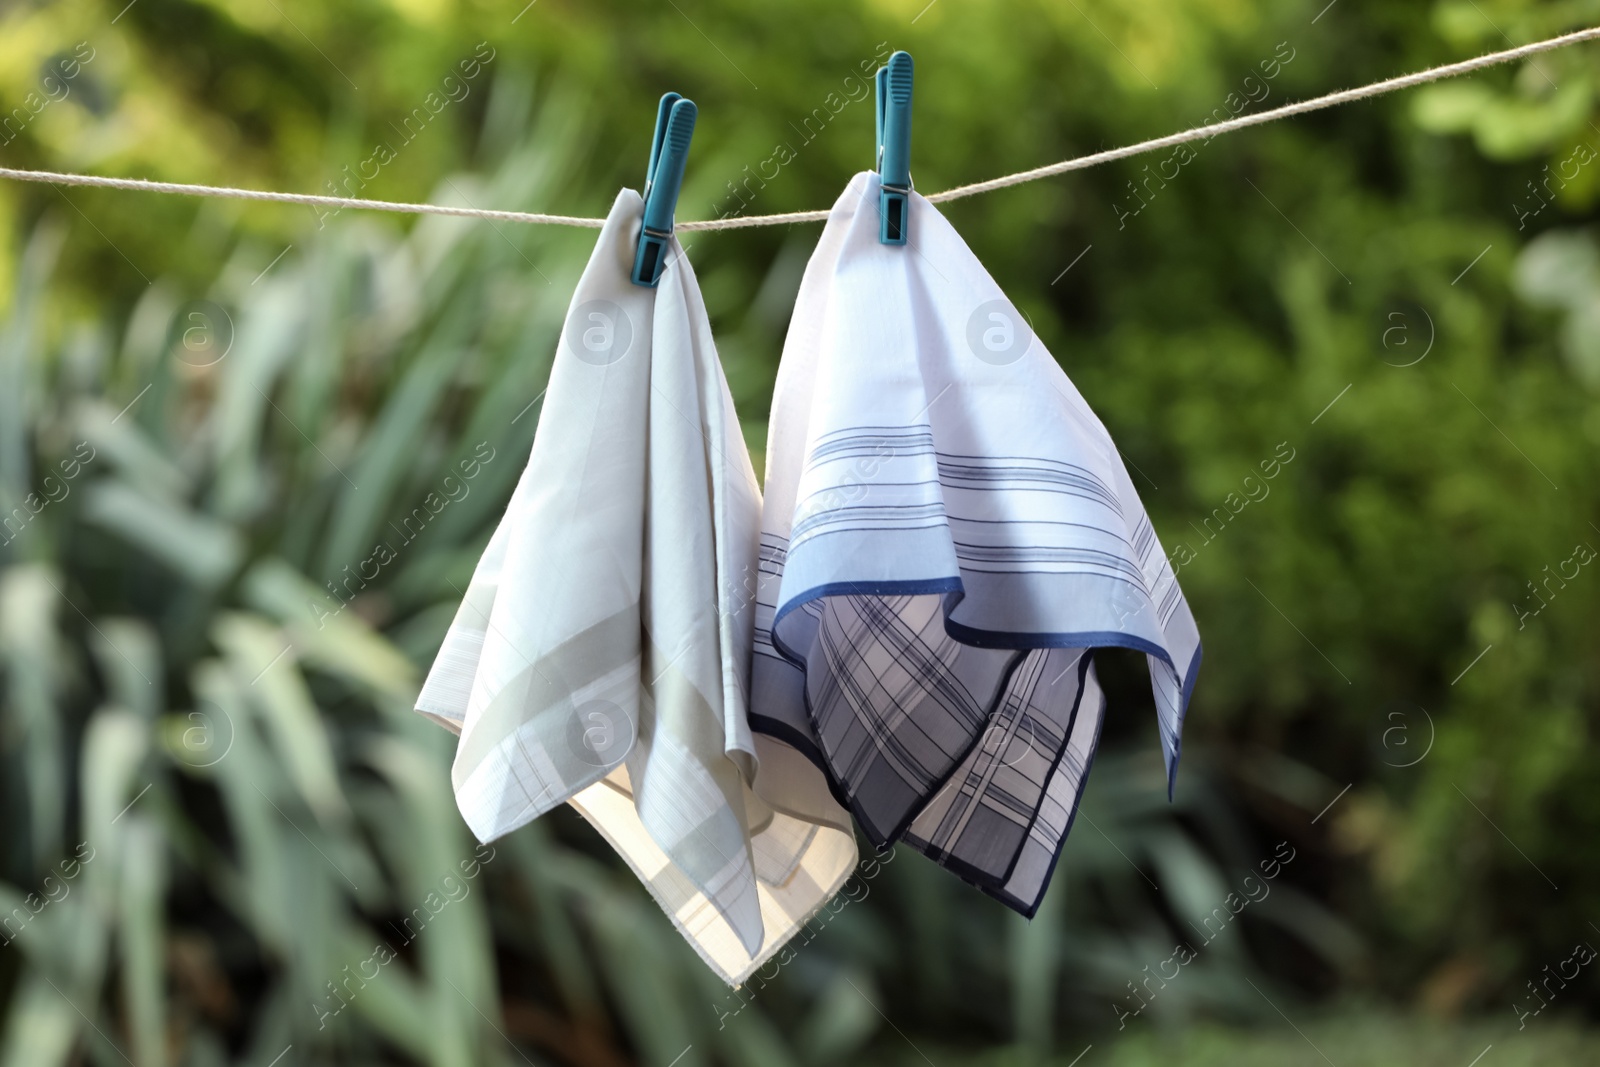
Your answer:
903,649 -> 1094,904
772,583 -> 1031,848
1007,657 -> 1108,919
772,578 -> 1201,787
754,576 -> 1202,914
747,711 -> 857,815
856,647 -> 1030,850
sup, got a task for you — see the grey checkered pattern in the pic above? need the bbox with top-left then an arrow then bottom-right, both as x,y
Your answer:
774,591 -> 1106,915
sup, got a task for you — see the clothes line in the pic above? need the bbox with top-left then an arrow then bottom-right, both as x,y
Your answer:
1,25 -> 1596,231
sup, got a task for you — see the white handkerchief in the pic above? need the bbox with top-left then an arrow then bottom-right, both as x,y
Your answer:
751,172 -> 1200,916
417,189 -> 856,985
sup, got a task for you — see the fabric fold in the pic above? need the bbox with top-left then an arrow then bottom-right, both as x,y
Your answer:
751,172 -> 1200,916
417,188 -> 856,985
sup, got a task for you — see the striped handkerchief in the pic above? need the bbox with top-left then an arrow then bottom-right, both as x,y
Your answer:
751,172 -> 1200,916
416,189 -> 856,985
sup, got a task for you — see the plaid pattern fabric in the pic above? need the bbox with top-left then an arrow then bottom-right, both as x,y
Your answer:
769,588 -> 1110,915
807,592 -> 1003,844
903,648 -> 1105,914
751,172 -> 1200,916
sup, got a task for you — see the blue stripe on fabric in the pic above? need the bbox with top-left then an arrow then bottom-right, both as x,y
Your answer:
907,649 -> 1095,902
769,577 -> 965,640
770,579 -> 1202,798
1012,654 -> 1106,919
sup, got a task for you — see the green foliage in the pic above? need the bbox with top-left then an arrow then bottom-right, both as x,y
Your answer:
1,0 -> 1599,1064
1064,1015 -> 1600,1067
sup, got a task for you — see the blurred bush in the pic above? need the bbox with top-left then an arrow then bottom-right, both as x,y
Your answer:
1,0 -> 1599,1064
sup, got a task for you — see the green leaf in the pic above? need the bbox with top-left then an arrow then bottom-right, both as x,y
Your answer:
79,480 -> 243,587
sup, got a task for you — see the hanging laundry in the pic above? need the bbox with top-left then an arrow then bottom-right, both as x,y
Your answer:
750,171 -> 1201,916
416,189 -> 857,986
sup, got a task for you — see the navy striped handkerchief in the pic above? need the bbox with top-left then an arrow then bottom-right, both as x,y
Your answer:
750,172 -> 1201,915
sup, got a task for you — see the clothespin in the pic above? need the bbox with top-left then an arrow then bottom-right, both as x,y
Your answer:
632,92 -> 698,287
875,51 -> 913,245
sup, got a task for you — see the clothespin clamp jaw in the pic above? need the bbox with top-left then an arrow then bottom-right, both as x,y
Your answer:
632,93 -> 698,287
875,51 -> 913,245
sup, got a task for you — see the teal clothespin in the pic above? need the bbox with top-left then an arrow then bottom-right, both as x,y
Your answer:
876,51 -> 913,245
632,93 -> 698,287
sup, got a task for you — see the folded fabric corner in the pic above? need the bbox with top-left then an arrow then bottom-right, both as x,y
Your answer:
751,171 -> 1200,917
416,188 -> 856,985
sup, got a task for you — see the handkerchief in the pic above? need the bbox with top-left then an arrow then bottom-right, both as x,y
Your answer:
751,172 -> 1200,916
417,189 -> 856,985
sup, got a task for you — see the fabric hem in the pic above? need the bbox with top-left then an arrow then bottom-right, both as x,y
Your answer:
570,794 -> 858,988
745,716 -> 858,837
1010,672 -> 1108,918
903,651 -> 1095,906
